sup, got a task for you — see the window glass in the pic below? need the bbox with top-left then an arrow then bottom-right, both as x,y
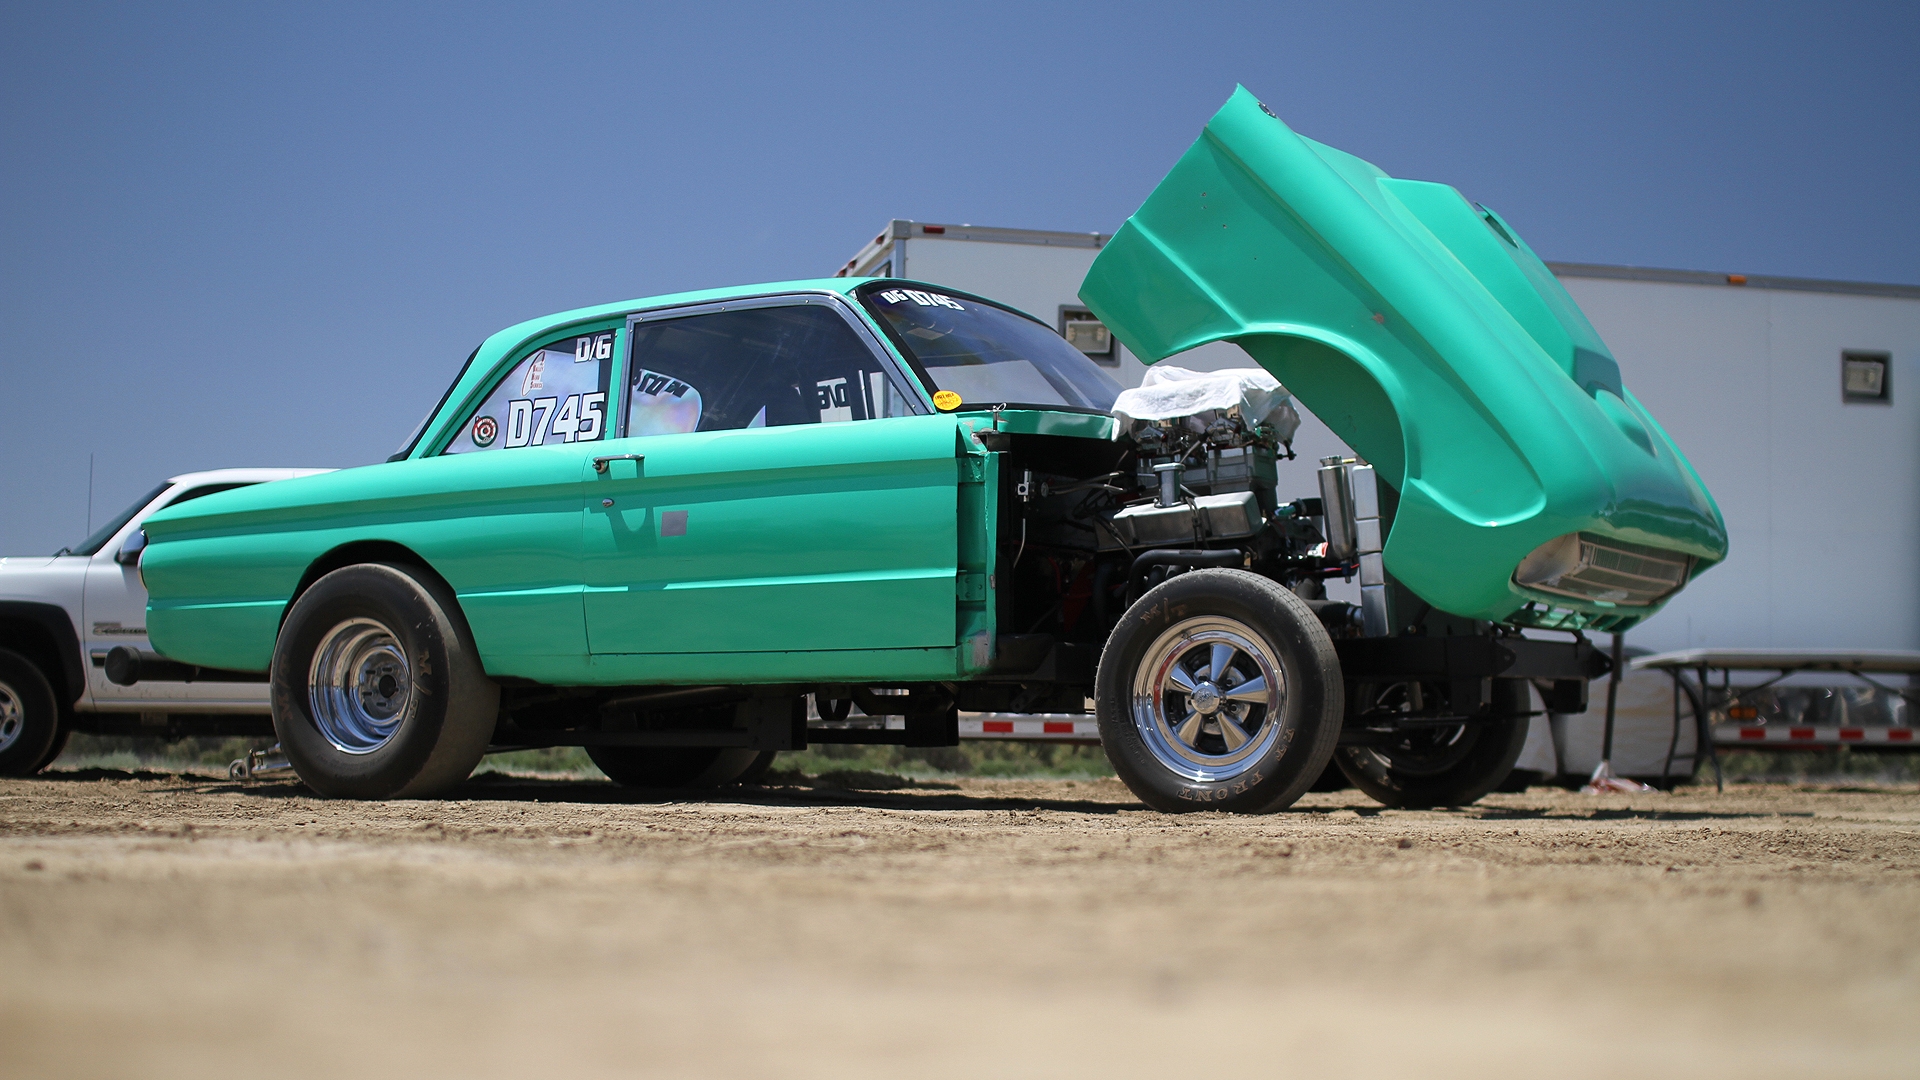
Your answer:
857,284 -> 1122,412
61,484 -> 168,556
442,331 -> 615,454
623,304 -> 912,436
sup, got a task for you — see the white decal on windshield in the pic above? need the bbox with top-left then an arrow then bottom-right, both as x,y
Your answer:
878,289 -> 965,311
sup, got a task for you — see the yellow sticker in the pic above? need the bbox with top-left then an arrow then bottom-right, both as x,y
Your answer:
932,390 -> 962,411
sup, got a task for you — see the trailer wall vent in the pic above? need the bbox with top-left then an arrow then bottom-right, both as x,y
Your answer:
1841,351 -> 1891,404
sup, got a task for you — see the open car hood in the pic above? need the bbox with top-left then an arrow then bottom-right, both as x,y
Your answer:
1080,86 -> 1727,630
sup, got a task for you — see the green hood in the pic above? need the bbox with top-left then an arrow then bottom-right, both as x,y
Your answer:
1080,86 -> 1726,630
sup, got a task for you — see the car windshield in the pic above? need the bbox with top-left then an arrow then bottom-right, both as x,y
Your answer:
62,483 -> 168,557
858,284 -> 1121,412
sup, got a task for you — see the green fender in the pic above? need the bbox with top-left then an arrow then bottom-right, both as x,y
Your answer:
1080,86 -> 1726,628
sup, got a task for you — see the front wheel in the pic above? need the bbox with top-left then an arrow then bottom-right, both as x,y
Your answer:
1334,678 -> 1531,808
1095,569 -> 1343,813
0,649 -> 61,777
271,563 -> 499,799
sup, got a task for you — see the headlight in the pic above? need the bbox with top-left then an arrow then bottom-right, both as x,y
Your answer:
1513,532 -> 1692,606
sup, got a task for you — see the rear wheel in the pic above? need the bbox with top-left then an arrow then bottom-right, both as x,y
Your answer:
1334,678 -> 1530,808
1095,569 -> 1343,813
588,746 -> 769,788
1308,759 -> 1351,791
271,563 -> 498,799
0,650 -> 60,777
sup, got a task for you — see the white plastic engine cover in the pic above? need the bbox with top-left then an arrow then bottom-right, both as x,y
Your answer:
1110,366 -> 1302,444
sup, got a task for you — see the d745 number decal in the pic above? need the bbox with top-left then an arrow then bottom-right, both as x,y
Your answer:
502,392 -> 606,448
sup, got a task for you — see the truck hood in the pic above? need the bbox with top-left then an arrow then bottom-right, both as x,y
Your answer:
1080,86 -> 1726,630
0,557 -> 58,572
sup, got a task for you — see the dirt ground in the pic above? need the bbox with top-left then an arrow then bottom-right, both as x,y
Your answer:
2,770 -> 1917,1079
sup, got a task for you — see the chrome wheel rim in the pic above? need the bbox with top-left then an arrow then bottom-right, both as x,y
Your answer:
0,680 -> 22,754
1130,616 -> 1287,782
308,618 -> 412,755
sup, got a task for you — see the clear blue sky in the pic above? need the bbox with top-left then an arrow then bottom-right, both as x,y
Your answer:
3,0 -> 1915,555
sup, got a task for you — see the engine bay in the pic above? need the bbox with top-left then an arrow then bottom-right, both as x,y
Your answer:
986,368 -> 1384,682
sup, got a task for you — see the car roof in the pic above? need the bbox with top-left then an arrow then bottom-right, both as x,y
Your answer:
483,278 -> 865,353
413,278 -> 871,459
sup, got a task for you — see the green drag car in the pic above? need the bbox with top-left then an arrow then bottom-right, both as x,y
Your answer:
134,88 -> 1725,809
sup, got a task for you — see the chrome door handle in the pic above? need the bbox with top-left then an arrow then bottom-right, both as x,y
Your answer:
592,453 -> 644,474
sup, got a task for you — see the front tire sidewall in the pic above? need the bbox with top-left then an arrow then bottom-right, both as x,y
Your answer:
272,564 -> 497,799
1096,570 -> 1343,814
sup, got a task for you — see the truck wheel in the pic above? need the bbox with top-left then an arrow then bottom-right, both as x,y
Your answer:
1334,678 -> 1530,808
1095,569 -> 1343,813
0,649 -> 61,777
588,746 -> 767,788
31,727 -> 72,774
271,563 -> 499,799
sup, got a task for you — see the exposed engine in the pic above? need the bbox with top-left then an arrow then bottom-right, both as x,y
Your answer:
1105,365 -> 1297,551
990,367 -> 1386,683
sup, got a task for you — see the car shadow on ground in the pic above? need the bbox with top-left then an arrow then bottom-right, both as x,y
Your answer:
1465,804 -> 1817,822
28,767 -> 1816,822
33,767 -> 1139,816
457,773 -> 1143,815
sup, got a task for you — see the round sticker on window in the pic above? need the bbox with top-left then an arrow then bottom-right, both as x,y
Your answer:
932,390 -> 962,412
471,415 -> 498,447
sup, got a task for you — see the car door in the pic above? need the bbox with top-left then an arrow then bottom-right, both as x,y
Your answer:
581,296 -> 966,670
83,481 -> 267,708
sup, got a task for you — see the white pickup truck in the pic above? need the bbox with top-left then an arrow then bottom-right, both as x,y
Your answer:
0,469 -> 329,774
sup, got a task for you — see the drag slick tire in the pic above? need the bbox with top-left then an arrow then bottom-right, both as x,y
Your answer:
0,649 -> 61,777
1334,678 -> 1530,808
588,747 -> 775,789
271,563 -> 499,799
1096,569 -> 1343,813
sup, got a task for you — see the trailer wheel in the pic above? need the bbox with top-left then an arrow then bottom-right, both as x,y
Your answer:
1095,569 -> 1343,813
588,747 -> 769,788
0,649 -> 61,777
1334,678 -> 1530,808
271,563 -> 499,799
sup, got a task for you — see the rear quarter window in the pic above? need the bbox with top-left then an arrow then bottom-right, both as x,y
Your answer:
442,332 -> 615,454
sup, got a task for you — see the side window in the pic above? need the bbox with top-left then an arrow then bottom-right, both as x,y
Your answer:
442,331 -> 615,454
623,304 -> 913,436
